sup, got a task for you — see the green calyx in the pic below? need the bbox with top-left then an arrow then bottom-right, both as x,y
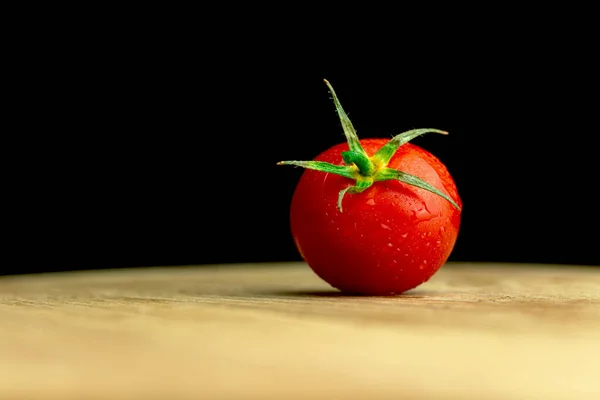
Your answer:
278,79 -> 461,213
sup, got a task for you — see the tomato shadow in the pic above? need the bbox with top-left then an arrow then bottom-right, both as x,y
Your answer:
268,290 -> 353,297
266,289 -> 433,298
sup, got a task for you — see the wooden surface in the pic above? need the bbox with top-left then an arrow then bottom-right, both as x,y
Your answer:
1,262 -> 599,400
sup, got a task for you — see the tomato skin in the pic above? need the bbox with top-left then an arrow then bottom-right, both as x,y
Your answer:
290,138 -> 462,295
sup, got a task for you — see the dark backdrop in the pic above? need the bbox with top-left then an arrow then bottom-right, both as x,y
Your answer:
6,17 -> 598,275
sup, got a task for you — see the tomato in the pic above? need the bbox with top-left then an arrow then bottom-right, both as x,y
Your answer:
280,80 -> 462,295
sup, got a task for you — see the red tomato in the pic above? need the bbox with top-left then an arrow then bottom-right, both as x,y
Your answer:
280,80 -> 462,295
290,139 -> 461,295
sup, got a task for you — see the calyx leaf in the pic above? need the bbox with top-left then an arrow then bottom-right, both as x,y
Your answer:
278,79 -> 461,213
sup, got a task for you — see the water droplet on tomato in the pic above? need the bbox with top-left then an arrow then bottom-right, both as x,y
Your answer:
436,240 -> 441,244
387,243 -> 393,247
401,233 -> 408,239
381,223 -> 391,230
440,226 -> 446,233
366,198 -> 376,206
393,259 -> 397,264
396,248 -> 401,252
413,206 -> 435,222
419,264 -> 425,270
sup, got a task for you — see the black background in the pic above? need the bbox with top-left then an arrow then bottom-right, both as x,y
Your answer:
5,11 -> 598,275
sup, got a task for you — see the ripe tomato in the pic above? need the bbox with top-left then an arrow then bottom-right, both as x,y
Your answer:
280,80 -> 462,295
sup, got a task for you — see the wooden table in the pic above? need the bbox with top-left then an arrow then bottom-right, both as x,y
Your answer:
1,262 -> 599,400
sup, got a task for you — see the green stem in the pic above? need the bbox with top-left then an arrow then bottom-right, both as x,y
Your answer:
337,179 -> 373,212
278,79 -> 461,213
372,129 -> 448,166
341,151 -> 375,176
376,167 -> 461,210
323,79 -> 367,158
277,160 -> 355,179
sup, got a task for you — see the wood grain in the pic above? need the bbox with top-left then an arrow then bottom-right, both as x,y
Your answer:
1,262 -> 599,400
